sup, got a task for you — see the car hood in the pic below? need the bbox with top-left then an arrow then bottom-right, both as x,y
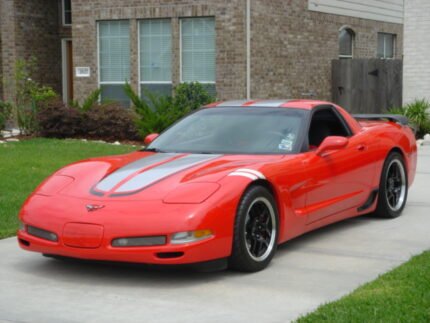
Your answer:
46,151 -> 285,201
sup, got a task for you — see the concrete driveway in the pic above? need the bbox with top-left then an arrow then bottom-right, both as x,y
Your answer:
1,146 -> 429,323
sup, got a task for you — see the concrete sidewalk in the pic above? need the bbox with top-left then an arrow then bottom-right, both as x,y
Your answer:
1,146 -> 429,323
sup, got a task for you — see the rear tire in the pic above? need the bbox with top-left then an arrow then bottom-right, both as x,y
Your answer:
229,185 -> 279,272
373,152 -> 408,218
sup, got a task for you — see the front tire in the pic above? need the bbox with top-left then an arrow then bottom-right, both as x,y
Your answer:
373,152 -> 408,218
229,185 -> 279,272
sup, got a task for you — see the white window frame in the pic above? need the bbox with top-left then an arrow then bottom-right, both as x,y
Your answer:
179,18 -> 216,85
138,19 -> 173,98
377,32 -> 396,59
62,0 -> 72,26
338,27 -> 354,59
97,21 -> 131,104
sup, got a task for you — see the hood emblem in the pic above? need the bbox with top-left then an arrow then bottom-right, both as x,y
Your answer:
86,204 -> 105,212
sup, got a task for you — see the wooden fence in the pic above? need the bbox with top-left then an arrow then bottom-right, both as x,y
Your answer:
332,59 -> 402,113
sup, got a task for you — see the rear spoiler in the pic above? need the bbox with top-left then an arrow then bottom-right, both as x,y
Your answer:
352,114 -> 409,126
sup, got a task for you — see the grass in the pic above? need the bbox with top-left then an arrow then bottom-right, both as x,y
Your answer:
0,138 -> 136,238
297,250 -> 430,322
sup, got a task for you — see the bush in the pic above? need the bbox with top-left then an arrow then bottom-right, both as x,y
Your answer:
14,57 -> 57,135
84,103 -> 140,141
70,89 -> 101,112
390,99 -> 430,138
125,83 -> 178,137
0,101 -> 13,130
37,98 -> 140,141
37,99 -> 83,138
125,82 -> 216,137
173,82 -> 215,114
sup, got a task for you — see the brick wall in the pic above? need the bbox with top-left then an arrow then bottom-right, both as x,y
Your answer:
72,0 -> 403,103
251,0 -> 403,100
403,0 -> 430,104
0,0 -> 63,101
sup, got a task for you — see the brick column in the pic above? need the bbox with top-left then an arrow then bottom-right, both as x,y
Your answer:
171,17 -> 180,92
0,0 -> 17,103
130,19 -> 139,94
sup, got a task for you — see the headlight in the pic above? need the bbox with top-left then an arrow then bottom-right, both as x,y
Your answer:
163,183 -> 220,204
36,175 -> 74,196
19,220 -> 26,231
170,230 -> 213,244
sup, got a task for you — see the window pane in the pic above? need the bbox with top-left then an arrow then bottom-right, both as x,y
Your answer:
202,83 -> 216,97
64,0 -> 71,11
339,29 -> 353,57
139,19 -> 172,82
385,34 -> 394,58
377,33 -> 385,58
63,0 -> 72,24
181,17 -> 216,82
141,84 -> 173,99
98,21 -> 130,83
100,84 -> 130,107
64,12 -> 72,25
377,33 -> 395,59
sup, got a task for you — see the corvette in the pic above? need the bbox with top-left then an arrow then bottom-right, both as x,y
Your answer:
17,99 -> 417,272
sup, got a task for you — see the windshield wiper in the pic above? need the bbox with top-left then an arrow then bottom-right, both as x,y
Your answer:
144,148 -> 167,153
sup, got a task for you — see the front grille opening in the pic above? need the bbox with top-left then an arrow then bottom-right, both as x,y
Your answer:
156,252 -> 184,259
27,225 -> 58,242
18,238 -> 30,246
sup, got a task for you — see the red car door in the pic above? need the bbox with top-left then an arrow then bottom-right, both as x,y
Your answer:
303,107 -> 378,224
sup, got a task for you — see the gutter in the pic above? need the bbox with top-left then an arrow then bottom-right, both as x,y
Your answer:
246,0 -> 251,100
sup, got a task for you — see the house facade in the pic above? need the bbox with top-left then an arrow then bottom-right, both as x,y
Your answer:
1,0 -> 404,107
403,0 -> 430,104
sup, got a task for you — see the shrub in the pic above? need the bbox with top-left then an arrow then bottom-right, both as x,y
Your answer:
84,103 -> 140,141
390,99 -> 430,138
14,57 -> 57,135
124,83 -> 178,137
173,82 -> 215,114
37,99 -> 83,138
37,99 -> 140,141
0,101 -> 13,130
125,82 -> 216,137
70,89 -> 101,112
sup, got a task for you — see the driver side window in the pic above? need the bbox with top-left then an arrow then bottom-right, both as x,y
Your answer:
308,108 -> 350,149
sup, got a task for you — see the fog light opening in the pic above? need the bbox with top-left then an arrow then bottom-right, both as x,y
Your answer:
156,252 -> 184,259
18,238 -> 30,247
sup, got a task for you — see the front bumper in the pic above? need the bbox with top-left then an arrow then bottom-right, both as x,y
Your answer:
17,230 -> 228,265
18,195 -> 234,265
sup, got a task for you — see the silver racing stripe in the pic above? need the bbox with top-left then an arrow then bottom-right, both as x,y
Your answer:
113,154 -> 221,194
95,153 -> 179,192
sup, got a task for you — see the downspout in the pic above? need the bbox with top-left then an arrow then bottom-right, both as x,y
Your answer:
246,0 -> 251,100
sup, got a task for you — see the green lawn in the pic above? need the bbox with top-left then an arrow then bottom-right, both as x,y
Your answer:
297,250 -> 430,322
0,138 -> 136,238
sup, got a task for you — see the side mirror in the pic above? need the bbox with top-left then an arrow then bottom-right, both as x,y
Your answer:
316,136 -> 348,156
144,133 -> 159,146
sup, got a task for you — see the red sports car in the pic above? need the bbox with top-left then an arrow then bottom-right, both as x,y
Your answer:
17,100 -> 417,272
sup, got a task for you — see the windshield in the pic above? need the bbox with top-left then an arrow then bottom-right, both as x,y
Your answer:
147,107 -> 308,154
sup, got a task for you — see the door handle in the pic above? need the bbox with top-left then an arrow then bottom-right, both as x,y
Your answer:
357,144 -> 366,151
